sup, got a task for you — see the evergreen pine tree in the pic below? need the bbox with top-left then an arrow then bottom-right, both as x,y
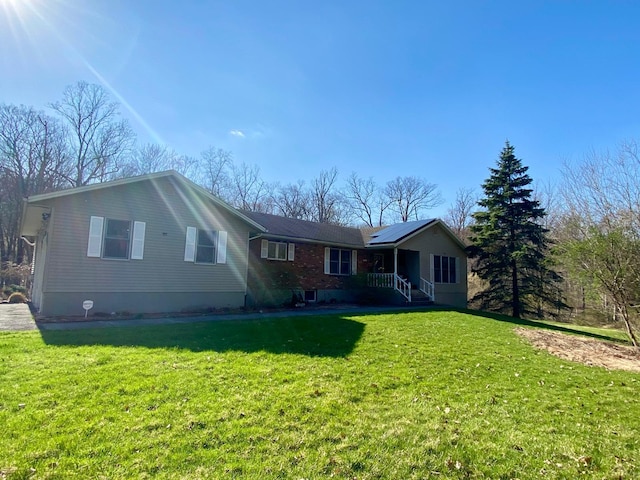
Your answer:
468,142 -> 564,318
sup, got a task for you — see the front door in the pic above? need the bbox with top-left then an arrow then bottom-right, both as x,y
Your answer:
373,253 -> 385,273
398,250 -> 420,286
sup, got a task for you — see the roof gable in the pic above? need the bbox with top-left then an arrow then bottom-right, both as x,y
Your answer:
21,171 -> 265,236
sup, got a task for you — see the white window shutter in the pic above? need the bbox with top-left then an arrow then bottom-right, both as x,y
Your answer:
324,247 -> 330,274
351,250 -> 357,275
184,226 -> 197,262
217,231 -> 228,264
261,239 -> 269,258
288,243 -> 295,261
131,221 -> 146,260
87,216 -> 104,257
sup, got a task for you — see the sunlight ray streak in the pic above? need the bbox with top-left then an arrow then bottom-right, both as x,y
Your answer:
2,1 -> 32,61
14,0 -> 165,146
150,177 -> 250,289
82,61 -> 165,145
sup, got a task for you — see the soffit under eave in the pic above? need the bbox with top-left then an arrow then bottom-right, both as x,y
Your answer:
364,243 -> 398,249
20,203 -> 51,236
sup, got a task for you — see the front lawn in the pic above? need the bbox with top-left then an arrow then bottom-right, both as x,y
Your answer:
0,310 -> 638,479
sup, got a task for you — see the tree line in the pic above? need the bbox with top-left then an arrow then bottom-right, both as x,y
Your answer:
3,81 -> 639,347
1,82 -> 443,272
452,141 -> 640,348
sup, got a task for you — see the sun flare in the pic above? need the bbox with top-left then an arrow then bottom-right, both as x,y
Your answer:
1,0 -> 164,147
1,0 -> 31,18
1,0 -> 44,41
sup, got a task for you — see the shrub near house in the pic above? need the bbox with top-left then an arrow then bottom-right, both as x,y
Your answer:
8,292 -> 27,303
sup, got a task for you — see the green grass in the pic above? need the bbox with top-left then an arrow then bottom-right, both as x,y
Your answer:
1,309 -> 638,479
535,319 -> 632,343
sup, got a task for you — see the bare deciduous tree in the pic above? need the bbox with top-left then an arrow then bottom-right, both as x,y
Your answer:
0,104 -> 68,267
559,141 -> 640,347
384,176 -> 443,222
344,173 -> 390,227
50,81 -> 135,186
533,179 -> 562,233
273,181 -> 312,219
229,162 -> 272,212
311,167 -> 345,224
200,146 -> 232,198
562,141 -> 640,232
118,143 -> 182,178
170,154 -> 200,180
443,187 -> 477,242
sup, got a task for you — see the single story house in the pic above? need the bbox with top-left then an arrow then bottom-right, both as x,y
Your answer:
20,171 -> 467,317
242,211 -> 468,309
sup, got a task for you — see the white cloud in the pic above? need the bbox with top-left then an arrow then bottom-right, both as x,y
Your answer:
229,129 -> 245,138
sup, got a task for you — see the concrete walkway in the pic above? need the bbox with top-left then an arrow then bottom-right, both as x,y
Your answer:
0,303 -> 37,331
0,302 -> 423,332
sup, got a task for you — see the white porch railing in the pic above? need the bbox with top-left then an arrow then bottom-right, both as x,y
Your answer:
368,272 -> 394,288
395,275 -> 412,302
420,277 -> 435,301
368,273 -> 412,302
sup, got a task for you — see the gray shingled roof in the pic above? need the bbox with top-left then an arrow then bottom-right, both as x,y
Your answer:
243,212 -> 441,248
242,211 -> 366,247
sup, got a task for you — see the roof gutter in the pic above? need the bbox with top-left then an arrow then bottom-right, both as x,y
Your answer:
254,232 -> 365,249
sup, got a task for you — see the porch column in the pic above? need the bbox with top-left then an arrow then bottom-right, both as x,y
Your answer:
394,248 -> 398,276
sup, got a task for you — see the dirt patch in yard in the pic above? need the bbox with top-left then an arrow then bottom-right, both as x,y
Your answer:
515,327 -> 640,373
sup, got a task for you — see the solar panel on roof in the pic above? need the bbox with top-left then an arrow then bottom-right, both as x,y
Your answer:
367,219 -> 435,245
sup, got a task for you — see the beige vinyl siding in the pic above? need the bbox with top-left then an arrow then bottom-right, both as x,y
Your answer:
41,176 -> 250,294
400,223 -> 468,307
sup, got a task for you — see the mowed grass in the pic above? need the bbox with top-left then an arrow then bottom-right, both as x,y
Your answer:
0,310 -> 638,479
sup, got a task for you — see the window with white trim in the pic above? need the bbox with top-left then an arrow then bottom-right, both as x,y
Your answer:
260,239 -> 295,261
324,248 -> 357,275
184,227 -> 227,264
87,216 -> 146,260
433,255 -> 457,283
269,241 -> 287,260
103,219 -> 131,259
196,230 -> 217,264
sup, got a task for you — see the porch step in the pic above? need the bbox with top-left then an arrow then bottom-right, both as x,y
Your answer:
409,289 -> 434,306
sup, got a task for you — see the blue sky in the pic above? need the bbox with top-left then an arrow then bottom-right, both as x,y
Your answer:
2,0 -> 640,217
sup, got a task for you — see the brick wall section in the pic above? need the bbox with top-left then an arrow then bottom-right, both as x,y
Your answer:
247,240 -> 370,298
